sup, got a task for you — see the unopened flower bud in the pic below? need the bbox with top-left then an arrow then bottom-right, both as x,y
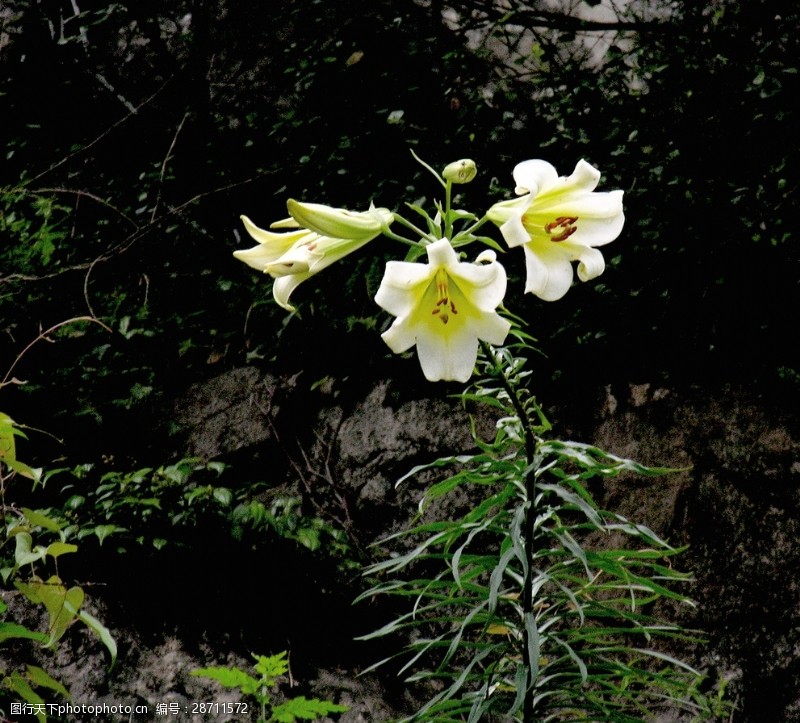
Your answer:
287,199 -> 393,240
442,159 -> 477,184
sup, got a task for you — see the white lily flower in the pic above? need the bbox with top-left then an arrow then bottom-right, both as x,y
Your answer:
375,239 -> 511,382
234,203 -> 391,311
487,159 -> 624,301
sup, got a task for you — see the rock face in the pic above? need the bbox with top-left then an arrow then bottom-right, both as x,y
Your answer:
7,368 -> 799,721
561,382 -> 800,720
175,367 -> 800,720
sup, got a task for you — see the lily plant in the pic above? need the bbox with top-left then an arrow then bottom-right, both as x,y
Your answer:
233,151 -> 625,379
233,152 -> 728,721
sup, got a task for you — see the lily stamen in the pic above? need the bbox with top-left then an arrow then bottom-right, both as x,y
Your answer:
545,216 -> 579,242
431,270 -> 460,324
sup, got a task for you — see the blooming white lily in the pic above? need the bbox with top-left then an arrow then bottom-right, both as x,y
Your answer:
486,159 -> 624,301
234,203 -> 393,311
375,238 -> 511,382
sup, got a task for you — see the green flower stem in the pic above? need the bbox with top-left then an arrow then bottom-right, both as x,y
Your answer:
409,148 -> 447,190
389,214 -> 435,244
451,214 -> 491,244
444,179 -> 454,240
479,341 -> 540,720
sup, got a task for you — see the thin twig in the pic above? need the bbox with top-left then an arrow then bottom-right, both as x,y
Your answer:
1,316 -> 112,390
26,187 -> 138,228
150,111 -> 191,224
31,78 -> 175,182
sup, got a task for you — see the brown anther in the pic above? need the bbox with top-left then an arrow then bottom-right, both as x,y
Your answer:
432,270 -> 454,324
544,216 -> 579,242
450,301 -> 458,314
551,226 -> 577,242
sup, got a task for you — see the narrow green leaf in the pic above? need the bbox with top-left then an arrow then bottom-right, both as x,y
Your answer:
488,546 -> 517,614
524,612 -> 540,684
76,609 -> 117,667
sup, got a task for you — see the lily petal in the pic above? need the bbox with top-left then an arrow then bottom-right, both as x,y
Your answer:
512,159 -> 560,196
415,321 -> 480,383
521,243 -> 575,301
273,273 -> 311,312
573,245 -> 605,282
375,261 -> 436,318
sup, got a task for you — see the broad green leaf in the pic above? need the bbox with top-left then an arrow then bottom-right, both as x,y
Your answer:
15,577 -> 84,647
25,665 -> 69,698
21,508 -> 62,532
212,487 -> 233,505
46,542 -> 78,559
0,411 -> 21,463
0,621 -> 47,644
93,524 -> 121,544
5,672 -> 46,723
3,457 -> 39,480
294,527 -> 320,551
14,532 -> 48,567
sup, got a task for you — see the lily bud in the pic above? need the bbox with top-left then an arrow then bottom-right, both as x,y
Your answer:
286,200 -> 394,240
442,159 -> 477,184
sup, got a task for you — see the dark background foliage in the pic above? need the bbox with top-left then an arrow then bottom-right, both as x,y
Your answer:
2,0 -> 798,467
2,2 -> 799,719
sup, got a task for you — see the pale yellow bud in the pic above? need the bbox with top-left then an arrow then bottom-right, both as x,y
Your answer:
286,200 -> 393,240
442,159 -> 477,184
